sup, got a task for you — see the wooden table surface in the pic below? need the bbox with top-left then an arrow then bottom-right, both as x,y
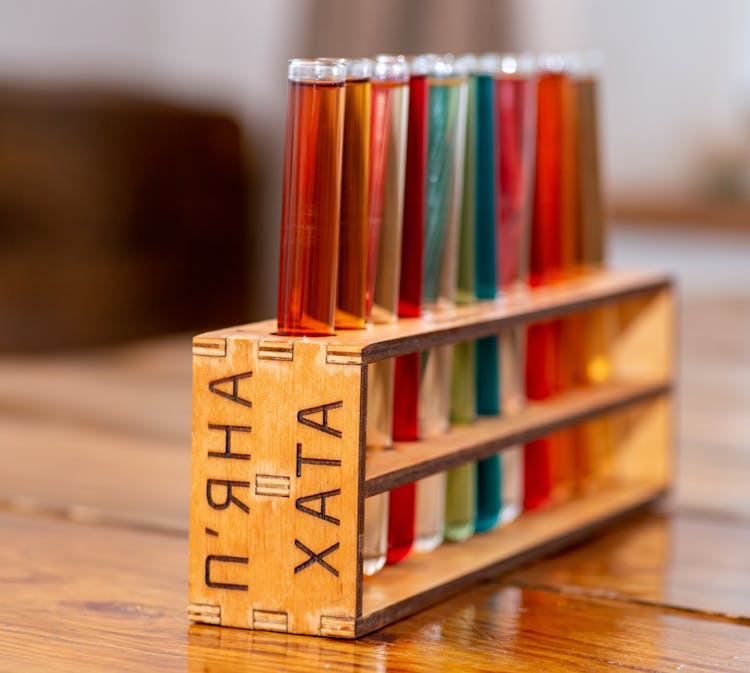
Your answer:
2,223 -> 750,672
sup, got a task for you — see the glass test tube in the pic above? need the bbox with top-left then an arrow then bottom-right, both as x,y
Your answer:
277,59 -> 346,336
554,56 -> 581,503
444,59 -> 478,543
416,55 -> 468,553
524,55 -> 569,510
496,53 -> 537,523
335,59 -> 372,331
387,55 -> 431,566
472,54 -> 503,534
574,55 -> 614,492
362,56 -> 410,575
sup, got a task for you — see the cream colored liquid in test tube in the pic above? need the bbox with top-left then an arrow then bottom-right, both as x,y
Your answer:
363,56 -> 409,575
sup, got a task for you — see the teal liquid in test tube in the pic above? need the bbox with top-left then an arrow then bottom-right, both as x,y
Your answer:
416,55 -> 468,553
474,55 -> 503,534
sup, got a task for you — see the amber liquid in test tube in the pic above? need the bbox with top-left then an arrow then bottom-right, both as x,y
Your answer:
335,60 -> 372,331
575,60 -> 614,492
553,60 -> 579,504
277,60 -> 346,336
361,56 -> 409,576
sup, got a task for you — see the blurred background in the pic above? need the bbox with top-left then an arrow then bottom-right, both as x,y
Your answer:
2,0 -> 750,346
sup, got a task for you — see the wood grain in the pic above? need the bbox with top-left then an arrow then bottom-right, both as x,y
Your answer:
189,335 -> 364,636
507,511 -> 750,622
2,511 -> 749,673
0,412 -> 189,532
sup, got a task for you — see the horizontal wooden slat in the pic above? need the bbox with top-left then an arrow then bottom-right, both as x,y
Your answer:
196,269 -> 672,364
364,381 -> 670,496
357,483 -> 665,635
358,480 -> 667,634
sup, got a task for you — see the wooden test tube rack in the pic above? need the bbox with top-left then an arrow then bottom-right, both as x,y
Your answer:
187,268 -> 675,638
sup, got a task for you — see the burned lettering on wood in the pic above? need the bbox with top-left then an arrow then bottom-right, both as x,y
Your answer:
207,424 -> 251,460
205,554 -> 249,591
293,400 -> 344,579
209,371 -> 253,407
202,369 -> 255,593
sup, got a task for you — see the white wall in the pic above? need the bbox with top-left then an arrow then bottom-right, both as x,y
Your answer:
514,0 -> 750,203
0,0 -> 310,317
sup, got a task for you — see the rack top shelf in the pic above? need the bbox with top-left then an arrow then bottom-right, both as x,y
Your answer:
195,268 -> 672,364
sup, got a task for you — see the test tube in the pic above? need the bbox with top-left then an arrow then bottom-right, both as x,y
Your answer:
335,58 -> 372,331
416,54 -> 468,552
277,59 -> 346,336
363,55 -> 410,574
446,57 -> 478,544
495,53 -> 537,523
524,54 -> 569,510
471,54 -> 504,534
387,54 -> 432,566
574,54 -> 614,492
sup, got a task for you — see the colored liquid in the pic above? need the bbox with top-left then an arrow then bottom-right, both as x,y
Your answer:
523,73 -> 571,508
416,344 -> 453,552
444,462 -> 476,542
390,77 -> 427,543
476,335 -> 500,415
365,79 -> 392,318
524,321 -> 557,510
474,75 -> 502,531
423,76 -> 467,310
496,75 -> 535,290
335,77 -> 370,329
366,86 -> 409,567
529,73 -> 566,287
419,73 -> 467,438
475,335 -> 501,531
476,454 -> 502,532
447,341 -> 475,541
451,341 -> 476,424
388,351 -> 418,564
372,82 -> 410,322
393,351 -> 420,441
580,308 -> 615,491
499,327 -> 525,523
576,77 -> 605,266
363,348 -> 395,576
398,74 -> 428,319
419,345 -> 454,437
386,482 -> 415,564
363,493 -> 388,575
576,76 -> 610,491
557,73 -> 581,500
455,74 -> 476,306
277,80 -> 345,336
415,472 -> 447,552
475,73 -> 496,298
560,74 -> 579,275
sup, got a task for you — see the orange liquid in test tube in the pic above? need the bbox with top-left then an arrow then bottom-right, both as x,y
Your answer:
277,60 -> 345,336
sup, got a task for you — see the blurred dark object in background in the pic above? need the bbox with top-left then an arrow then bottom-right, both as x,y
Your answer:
0,85 -> 250,352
